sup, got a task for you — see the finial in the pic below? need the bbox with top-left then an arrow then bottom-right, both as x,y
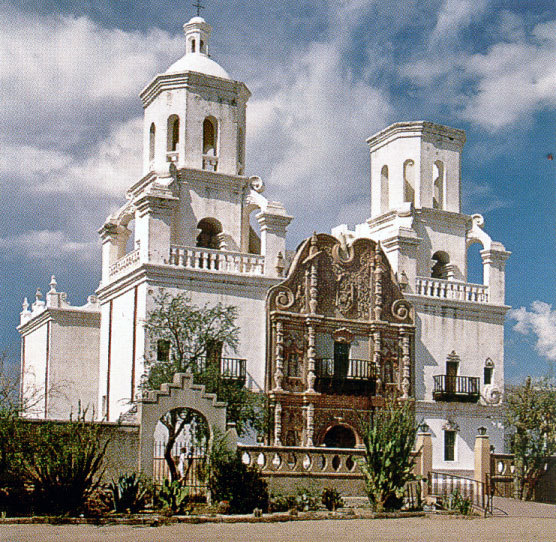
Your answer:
49,275 -> 57,293
35,288 -> 42,302
22,297 -> 29,311
193,0 -> 205,17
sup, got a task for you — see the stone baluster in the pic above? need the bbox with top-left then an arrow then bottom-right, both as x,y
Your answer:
305,402 -> 315,447
274,401 -> 282,446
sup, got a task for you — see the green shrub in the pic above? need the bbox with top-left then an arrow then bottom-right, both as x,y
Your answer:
155,479 -> 190,515
24,412 -> 109,515
109,473 -> 150,514
208,452 -> 268,514
441,489 -> 472,515
269,487 -> 321,513
321,487 -> 344,511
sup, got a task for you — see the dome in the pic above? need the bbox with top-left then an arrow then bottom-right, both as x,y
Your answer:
187,16 -> 206,24
165,54 -> 230,79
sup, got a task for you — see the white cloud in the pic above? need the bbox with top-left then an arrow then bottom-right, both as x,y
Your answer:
247,37 -> 392,231
510,302 -> 556,361
0,117 -> 142,197
0,8 -> 182,146
401,17 -> 556,131
429,0 -> 489,46
0,230 -> 97,263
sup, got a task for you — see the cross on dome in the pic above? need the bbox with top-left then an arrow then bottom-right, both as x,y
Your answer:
193,0 -> 205,17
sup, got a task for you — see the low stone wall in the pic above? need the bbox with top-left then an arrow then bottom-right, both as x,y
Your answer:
239,445 -> 367,496
20,419 -> 140,483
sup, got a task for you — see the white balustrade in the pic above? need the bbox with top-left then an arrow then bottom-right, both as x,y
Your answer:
169,245 -> 265,276
109,248 -> 140,277
415,277 -> 489,303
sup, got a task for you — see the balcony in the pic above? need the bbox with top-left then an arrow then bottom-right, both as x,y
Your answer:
194,357 -> 247,384
169,245 -> 265,276
109,248 -> 140,278
433,375 -> 480,403
415,277 -> 489,304
315,358 -> 377,395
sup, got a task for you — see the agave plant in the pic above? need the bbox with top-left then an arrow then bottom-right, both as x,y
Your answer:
109,473 -> 149,514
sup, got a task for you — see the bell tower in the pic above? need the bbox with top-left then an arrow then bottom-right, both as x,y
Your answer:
140,16 -> 250,177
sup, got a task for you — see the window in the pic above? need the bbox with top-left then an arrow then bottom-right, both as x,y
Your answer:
403,159 -> 415,205
191,39 -> 196,53
157,339 -> 171,362
286,352 -> 300,378
167,115 -> 180,152
433,160 -> 444,209
380,165 -> 389,214
149,123 -> 156,162
203,117 -> 217,156
484,367 -> 493,385
444,430 -> 456,461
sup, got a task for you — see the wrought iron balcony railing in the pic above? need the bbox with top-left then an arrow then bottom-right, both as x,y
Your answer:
193,357 -> 247,383
433,375 -> 480,402
315,358 -> 376,395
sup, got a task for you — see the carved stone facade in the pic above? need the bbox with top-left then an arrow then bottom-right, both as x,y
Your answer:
266,233 -> 415,448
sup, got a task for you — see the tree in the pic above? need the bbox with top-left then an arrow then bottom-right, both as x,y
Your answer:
142,291 -> 266,481
505,377 -> 556,500
357,398 -> 418,511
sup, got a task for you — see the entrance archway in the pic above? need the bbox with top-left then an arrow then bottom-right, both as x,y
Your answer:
323,424 -> 357,448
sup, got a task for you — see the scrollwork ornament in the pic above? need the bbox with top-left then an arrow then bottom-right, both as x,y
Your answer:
332,243 -> 355,265
392,299 -> 412,322
274,288 -> 295,310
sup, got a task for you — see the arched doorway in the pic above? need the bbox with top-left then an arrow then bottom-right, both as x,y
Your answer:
196,217 -> 223,249
323,424 -> 357,448
153,407 -> 209,497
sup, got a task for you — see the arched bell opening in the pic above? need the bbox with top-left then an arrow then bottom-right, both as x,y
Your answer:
196,217 -> 223,250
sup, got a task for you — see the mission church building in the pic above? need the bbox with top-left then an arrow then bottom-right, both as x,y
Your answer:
18,14 -> 510,475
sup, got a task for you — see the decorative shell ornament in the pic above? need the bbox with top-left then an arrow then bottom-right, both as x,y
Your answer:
483,384 -> 503,405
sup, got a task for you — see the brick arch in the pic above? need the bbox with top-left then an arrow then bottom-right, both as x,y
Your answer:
137,373 -> 231,478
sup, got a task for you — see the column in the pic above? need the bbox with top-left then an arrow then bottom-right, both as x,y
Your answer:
273,320 -> 284,391
400,329 -> 412,399
481,245 -> 511,305
257,203 -> 293,278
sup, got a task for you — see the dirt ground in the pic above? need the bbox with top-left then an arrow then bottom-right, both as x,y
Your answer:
2,516 -> 556,542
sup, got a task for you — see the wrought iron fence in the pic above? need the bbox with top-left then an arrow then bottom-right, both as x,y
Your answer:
428,471 -> 493,515
433,375 -> 480,399
153,441 -> 208,496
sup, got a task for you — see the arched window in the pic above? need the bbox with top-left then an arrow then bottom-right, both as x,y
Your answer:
191,39 -> 196,53
380,165 -> 389,214
403,159 -> 415,205
431,251 -> 450,279
433,160 -> 444,209
200,40 -> 205,53
167,115 -> 180,152
196,217 -> 223,250
149,123 -> 156,163
238,127 -> 245,174
203,117 -> 217,156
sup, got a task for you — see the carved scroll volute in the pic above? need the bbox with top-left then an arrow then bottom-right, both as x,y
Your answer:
391,299 -> 413,323
274,287 -> 295,311
373,244 -> 383,321
274,321 -> 284,391
400,329 -> 412,399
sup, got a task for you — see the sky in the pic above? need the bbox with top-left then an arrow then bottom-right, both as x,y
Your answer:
0,0 -> 554,383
